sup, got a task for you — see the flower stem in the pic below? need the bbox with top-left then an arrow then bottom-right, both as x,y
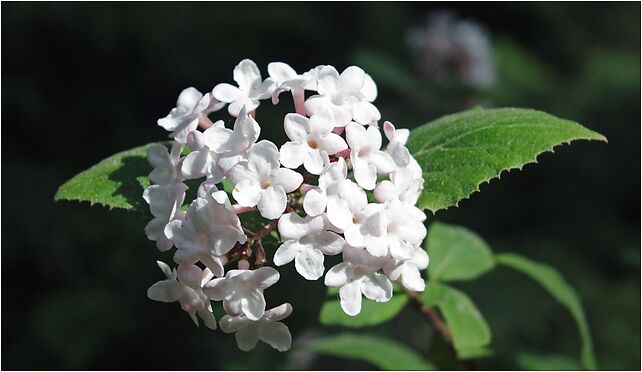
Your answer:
401,285 -> 452,343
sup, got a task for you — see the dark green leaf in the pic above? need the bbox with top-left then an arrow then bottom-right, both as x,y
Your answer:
54,143 -> 158,211
305,333 -> 436,370
423,282 -> 491,356
406,108 -> 607,213
496,253 -> 597,370
426,222 -> 495,282
319,294 -> 408,328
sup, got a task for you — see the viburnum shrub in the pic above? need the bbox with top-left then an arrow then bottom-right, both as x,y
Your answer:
56,59 -> 606,367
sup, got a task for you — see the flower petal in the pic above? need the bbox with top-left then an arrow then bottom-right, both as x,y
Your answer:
259,321 -> 292,352
177,264 -> 203,288
283,113 -> 310,142
361,272 -> 393,302
339,280 -> 363,316
339,66 -> 366,93
326,198 -> 352,229
263,303 -> 293,322
352,156 -> 377,190
202,278 -> 228,301
241,289 -> 266,321
303,149 -> 325,175
198,308 -> 218,330
271,168 -> 303,193
311,231 -> 346,255
235,324 -> 261,351
277,212 -> 309,240
370,151 -> 396,174
219,314 -> 252,333
233,59 -> 262,90
318,133 -> 348,155
279,141 -> 307,169
232,179 -> 262,207
273,240 -> 302,266
268,62 -> 298,82
303,188 -> 326,216
401,265 -> 425,292
352,101 -> 381,125
294,248 -> 325,280
147,280 -> 181,302
251,266 -> 281,290
212,83 -> 241,103
324,262 -> 350,287
181,148 -> 211,179
257,186 -> 287,220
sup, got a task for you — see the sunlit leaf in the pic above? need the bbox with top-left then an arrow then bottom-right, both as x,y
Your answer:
426,222 -> 495,282
406,107 -> 607,213
54,143 -> 158,211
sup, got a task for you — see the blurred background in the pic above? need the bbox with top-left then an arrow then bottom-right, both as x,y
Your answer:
2,2 -> 639,370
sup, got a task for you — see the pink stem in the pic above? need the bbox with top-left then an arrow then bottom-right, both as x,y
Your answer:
233,205 -> 255,215
292,88 -> 306,115
198,113 -> 214,129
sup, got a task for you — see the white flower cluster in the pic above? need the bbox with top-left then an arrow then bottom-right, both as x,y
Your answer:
144,59 -> 428,352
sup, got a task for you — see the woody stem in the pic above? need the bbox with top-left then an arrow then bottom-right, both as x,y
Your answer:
401,285 -> 452,343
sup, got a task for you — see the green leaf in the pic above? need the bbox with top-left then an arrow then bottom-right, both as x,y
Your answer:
54,143 -> 158,211
406,107 -> 607,213
423,282 -> 491,356
319,294 -> 408,328
456,346 -> 494,360
305,333 -> 436,370
515,352 -> 583,370
426,222 -> 495,282
496,253 -> 597,370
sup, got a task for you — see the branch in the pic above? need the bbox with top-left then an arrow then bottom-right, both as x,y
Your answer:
401,286 -> 452,343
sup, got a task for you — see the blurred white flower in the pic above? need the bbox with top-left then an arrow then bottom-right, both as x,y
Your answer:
219,303 -> 293,352
147,261 -> 218,330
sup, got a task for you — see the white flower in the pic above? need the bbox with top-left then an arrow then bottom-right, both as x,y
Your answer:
157,87 -> 224,143
268,62 -> 321,112
165,190 -> 245,275
324,247 -> 393,316
374,157 -> 424,206
204,267 -> 280,321
383,121 -> 411,167
274,213 -> 346,280
379,199 -> 427,260
346,122 -> 396,190
219,303 -> 293,352
212,59 -> 275,116
303,158 -> 368,229
384,247 -> 429,292
147,261 -> 217,330
342,202 -> 389,257
182,106 -> 262,180
147,143 -> 183,186
279,113 -> 347,174
228,140 -> 303,219
143,182 -> 188,251
305,65 -> 380,126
